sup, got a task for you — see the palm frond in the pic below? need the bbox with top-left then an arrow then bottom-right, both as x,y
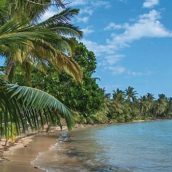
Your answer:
0,78 -> 74,139
53,54 -> 83,82
38,8 -> 83,38
5,0 -> 65,21
40,8 -> 80,25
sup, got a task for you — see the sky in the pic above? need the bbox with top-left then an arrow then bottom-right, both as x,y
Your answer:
61,0 -> 172,97
1,0 -> 172,97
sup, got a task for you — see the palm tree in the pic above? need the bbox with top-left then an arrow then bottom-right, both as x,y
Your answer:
111,89 -> 125,121
139,94 -> 154,118
141,93 -> 154,112
146,93 -> 155,117
154,94 -> 168,118
113,89 -> 125,102
124,86 -> 138,120
1,0 -> 83,83
125,86 -> 137,102
0,0 -> 82,139
166,98 -> 172,117
146,93 -> 154,101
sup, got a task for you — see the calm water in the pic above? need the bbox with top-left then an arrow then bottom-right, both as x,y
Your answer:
33,120 -> 172,172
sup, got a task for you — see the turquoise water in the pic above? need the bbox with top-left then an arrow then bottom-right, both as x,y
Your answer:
34,120 -> 172,172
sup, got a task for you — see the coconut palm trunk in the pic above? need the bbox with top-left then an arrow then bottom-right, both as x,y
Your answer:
4,59 -> 14,81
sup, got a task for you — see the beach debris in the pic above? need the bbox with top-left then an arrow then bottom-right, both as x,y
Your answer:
58,132 -> 71,142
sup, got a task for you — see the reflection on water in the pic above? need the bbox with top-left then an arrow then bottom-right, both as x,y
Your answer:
33,120 -> 172,172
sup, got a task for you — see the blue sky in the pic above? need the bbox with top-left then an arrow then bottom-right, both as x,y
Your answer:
61,0 -> 172,97
1,0 -> 172,97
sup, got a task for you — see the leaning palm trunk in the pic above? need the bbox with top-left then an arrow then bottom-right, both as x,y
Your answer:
4,59 -> 14,81
0,79 -> 74,139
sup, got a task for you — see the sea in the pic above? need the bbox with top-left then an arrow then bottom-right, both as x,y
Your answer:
33,120 -> 172,172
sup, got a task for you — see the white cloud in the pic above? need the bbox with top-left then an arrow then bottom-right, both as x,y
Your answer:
118,0 -> 127,2
105,22 -> 129,30
81,27 -> 94,35
82,39 -> 117,57
107,66 -> 151,76
76,16 -> 89,23
69,0 -> 87,6
108,66 -> 126,74
127,71 -> 147,76
69,0 -> 111,8
143,0 -> 159,8
84,10 -> 172,76
80,8 -> 94,16
110,10 -> 172,48
104,54 -> 124,65
69,0 -> 111,23
91,1 -> 111,9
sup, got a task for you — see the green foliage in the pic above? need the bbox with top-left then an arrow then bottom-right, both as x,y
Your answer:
0,0 -> 81,140
108,88 -> 172,123
0,0 -> 83,82
14,40 -> 106,123
13,39 -> 172,126
0,78 -> 74,139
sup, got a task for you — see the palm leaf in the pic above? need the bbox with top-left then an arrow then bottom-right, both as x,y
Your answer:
5,0 -> 65,21
39,8 -> 82,38
0,79 -> 74,139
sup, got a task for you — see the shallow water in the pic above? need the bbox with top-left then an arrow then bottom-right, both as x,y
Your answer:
33,120 -> 172,172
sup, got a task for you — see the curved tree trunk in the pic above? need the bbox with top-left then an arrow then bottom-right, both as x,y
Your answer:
4,59 -> 14,81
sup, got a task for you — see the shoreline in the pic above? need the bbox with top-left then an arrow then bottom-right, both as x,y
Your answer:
0,118 -> 171,172
0,126 -> 66,172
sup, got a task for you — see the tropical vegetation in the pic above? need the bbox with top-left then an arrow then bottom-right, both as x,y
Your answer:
6,38 -> 172,126
107,87 -> 172,123
0,0 -> 82,141
0,0 -> 172,143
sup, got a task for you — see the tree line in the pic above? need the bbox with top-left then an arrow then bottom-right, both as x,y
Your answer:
107,88 -> 172,123
10,39 -> 172,124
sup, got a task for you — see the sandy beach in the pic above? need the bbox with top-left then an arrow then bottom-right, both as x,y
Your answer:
0,124 -> 93,172
0,131 -> 60,172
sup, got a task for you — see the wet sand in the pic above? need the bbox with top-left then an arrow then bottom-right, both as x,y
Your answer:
0,125 -> 97,172
0,134 -> 58,172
